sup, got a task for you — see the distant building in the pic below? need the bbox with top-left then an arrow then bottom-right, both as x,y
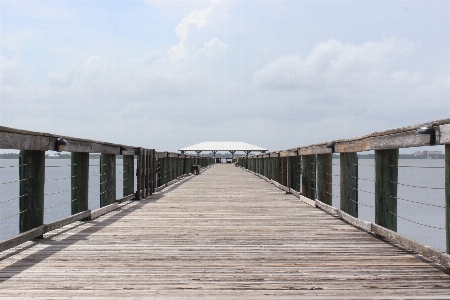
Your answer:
413,150 -> 443,157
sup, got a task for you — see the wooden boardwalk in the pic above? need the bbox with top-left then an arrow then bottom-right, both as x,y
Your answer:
0,164 -> 449,299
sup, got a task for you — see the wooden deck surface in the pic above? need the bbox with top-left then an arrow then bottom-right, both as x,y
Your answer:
1,164 -> 449,299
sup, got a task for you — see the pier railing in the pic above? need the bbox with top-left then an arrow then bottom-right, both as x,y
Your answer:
0,126 -> 214,251
236,118 -> 450,268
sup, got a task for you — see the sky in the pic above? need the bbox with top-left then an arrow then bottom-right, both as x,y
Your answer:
0,0 -> 449,153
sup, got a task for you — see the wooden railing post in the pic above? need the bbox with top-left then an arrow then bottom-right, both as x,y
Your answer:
19,150 -> 45,233
122,154 -> 134,197
151,149 -> 155,194
71,152 -> 89,214
100,153 -> 116,207
136,147 -> 143,199
160,155 -> 166,185
446,144 -> 450,254
317,153 -> 332,205
260,156 -> 264,175
286,156 -> 292,190
340,152 -> 358,217
292,155 -> 301,192
375,149 -> 398,232
263,156 -> 267,177
301,154 -> 316,199
144,149 -> 150,198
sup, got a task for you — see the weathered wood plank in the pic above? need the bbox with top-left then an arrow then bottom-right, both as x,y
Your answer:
298,144 -> 330,155
335,139 -> 371,153
0,225 -> 45,252
90,203 -> 118,220
440,124 -> 450,144
370,131 -> 425,149
44,210 -> 91,232
0,132 -> 50,150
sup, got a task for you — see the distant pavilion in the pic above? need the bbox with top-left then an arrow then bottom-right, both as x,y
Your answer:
179,142 -> 268,158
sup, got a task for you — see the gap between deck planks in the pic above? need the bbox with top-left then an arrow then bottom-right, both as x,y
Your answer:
0,164 -> 449,299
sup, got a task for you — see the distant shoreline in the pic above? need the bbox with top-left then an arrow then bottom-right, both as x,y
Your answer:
0,153 -> 445,160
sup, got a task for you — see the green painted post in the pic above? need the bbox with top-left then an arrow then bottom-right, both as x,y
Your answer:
160,157 -> 166,185
317,153 -> 332,205
297,156 -> 302,192
264,156 -> 268,178
340,152 -> 358,217
19,150 -> 45,233
136,148 -> 143,199
143,149 -> 150,199
71,152 -> 89,214
100,153 -> 116,207
301,155 -> 316,199
375,149 -> 398,232
123,154 -> 134,197
267,157 -> 272,179
445,144 -> 450,254
151,149 -> 155,194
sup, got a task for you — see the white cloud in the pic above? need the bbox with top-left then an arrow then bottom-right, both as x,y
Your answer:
195,37 -> 226,57
168,1 -> 224,62
251,38 -> 416,91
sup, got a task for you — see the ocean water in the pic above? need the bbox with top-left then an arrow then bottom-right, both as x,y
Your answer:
0,158 -> 446,251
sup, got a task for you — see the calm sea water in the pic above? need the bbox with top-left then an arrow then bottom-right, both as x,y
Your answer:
0,159 -> 446,251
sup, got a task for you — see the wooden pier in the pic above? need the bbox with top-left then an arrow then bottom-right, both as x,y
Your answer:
1,164 -> 449,299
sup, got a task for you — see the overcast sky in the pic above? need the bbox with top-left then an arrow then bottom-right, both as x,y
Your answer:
1,0 -> 449,153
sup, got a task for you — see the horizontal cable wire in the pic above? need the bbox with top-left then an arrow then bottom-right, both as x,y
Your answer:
45,198 -> 78,210
0,194 -> 28,204
46,175 -> 78,182
44,186 -> 77,196
46,164 -> 72,168
0,210 -> 27,222
88,181 -> 107,188
388,210 -> 444,230
326,173 -> 341,178
395,165 -> 444,169
90,172 -> 106,177
389,195 -> 445,209
0,163 -> 28,169
349,186 -> 375,195
389,180 -> 444,190
349,198 -> 374,208
0,178 -> 28,185
351,176 -> 375,182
